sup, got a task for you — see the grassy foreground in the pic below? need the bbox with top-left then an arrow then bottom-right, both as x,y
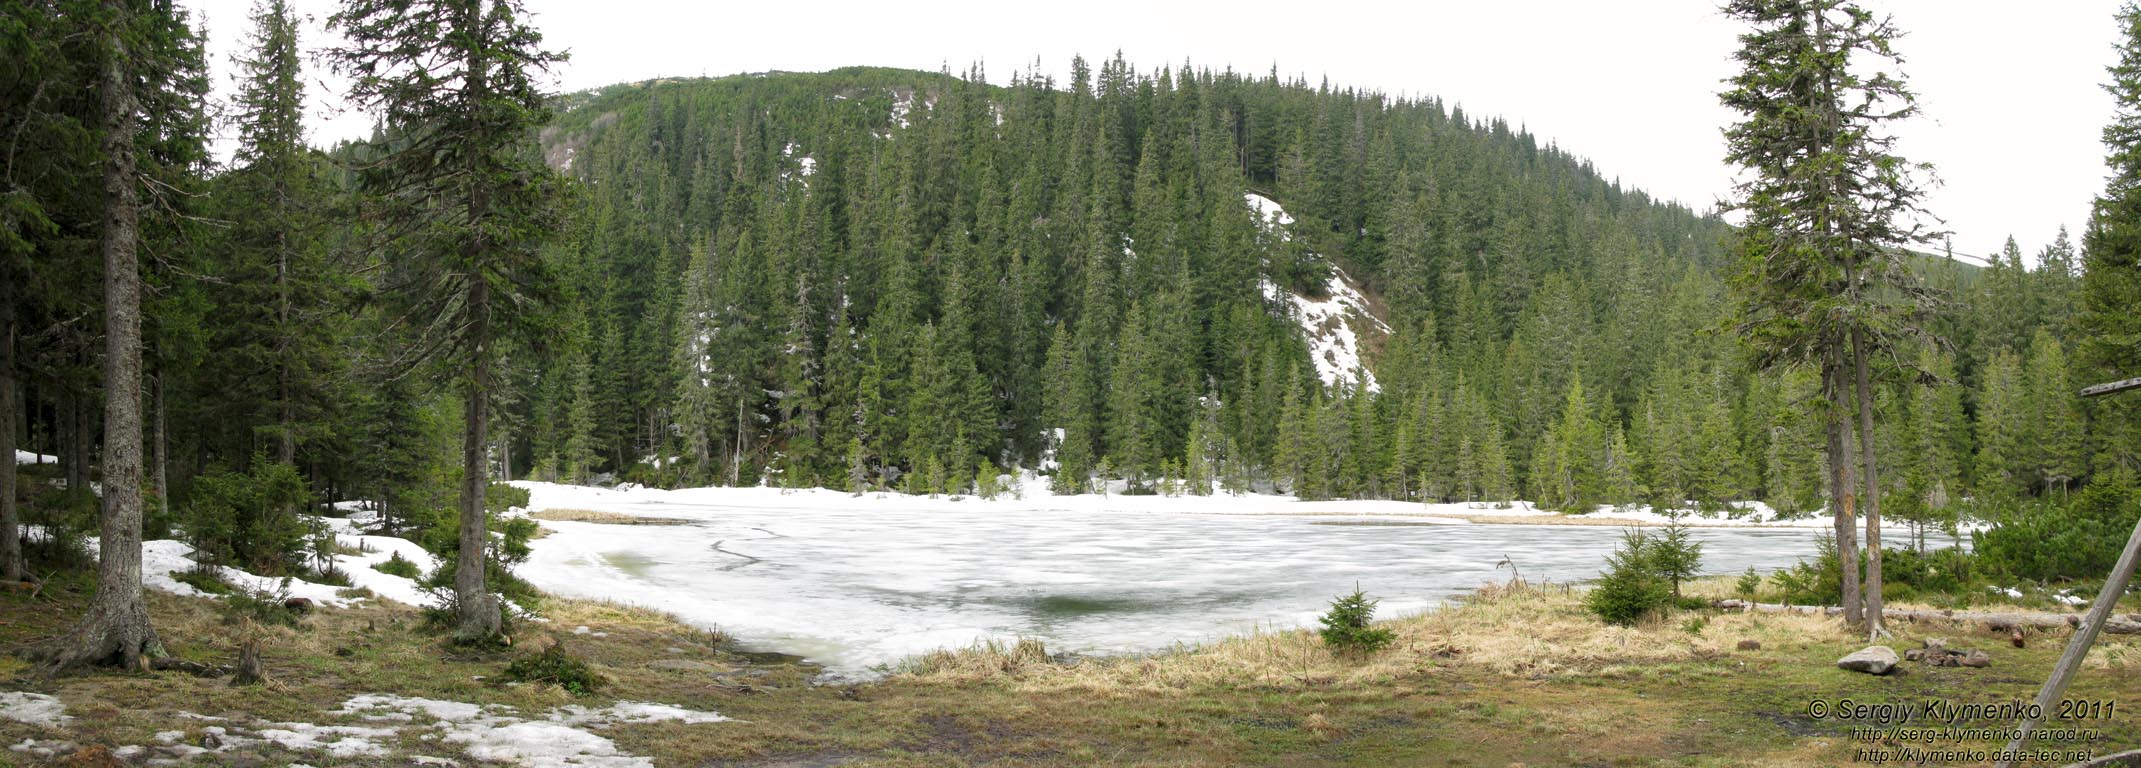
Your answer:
5,571 -> 2141,767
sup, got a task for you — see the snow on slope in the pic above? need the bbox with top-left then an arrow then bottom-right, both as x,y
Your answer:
111,515 -> 436,608
1246,192 -> 1388,391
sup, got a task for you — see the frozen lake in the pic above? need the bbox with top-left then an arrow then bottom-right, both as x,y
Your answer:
515,483 -> 1824,675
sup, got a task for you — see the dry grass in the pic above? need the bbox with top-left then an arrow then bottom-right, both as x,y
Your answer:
901,577 -> 1838,692
525,508 -> 692,525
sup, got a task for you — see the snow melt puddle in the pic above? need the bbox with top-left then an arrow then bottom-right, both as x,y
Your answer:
515,483 -> 1824,676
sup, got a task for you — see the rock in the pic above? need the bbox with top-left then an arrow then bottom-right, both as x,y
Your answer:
1904,648 -> 1925,661
1837,645 -> 1900,675
1960,650 -> 1992,668
1736,639 -> 1762,651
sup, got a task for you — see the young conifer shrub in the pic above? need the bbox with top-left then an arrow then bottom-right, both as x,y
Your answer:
1587,528 -> 1672,625
1318,585 -> 1395,656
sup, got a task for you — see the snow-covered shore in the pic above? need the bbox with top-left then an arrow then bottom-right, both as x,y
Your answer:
511,475 -> 1874,530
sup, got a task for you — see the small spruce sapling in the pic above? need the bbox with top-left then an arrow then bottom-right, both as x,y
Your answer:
1587,528 -> 1672,625
1650,511 -> 1706,599
1736,566 -> 1763,600
1318,584 -> 1395,656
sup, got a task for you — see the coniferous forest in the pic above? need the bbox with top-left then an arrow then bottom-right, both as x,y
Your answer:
5,6 -> 2134,550
23,1 -> 2141,765
6,0 -> 2141,671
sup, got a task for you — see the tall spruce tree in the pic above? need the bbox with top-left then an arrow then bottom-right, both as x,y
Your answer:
43,0 -> 211,671
330,0 -> 568,643
2080,3 -> 2141,474
1721,0 -> 1937,637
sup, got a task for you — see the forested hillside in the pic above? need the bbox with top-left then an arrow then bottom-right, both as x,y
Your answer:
520,63 -> 1735,500
507,62 -> 2092,521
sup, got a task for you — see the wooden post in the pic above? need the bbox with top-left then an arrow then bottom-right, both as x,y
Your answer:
1998,376 -> 2141,766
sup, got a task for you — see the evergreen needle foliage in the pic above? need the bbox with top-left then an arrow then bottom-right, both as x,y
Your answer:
1587,528 -> 1675,626
1318,585 -> 1395,656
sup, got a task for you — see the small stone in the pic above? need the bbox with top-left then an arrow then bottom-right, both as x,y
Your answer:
1736,639 -> 1761,651
1904,648 -> 1925,661
1960,650 -> 1992,668
1837,645 -> 1900,675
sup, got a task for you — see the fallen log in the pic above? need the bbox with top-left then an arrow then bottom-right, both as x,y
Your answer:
1709,600 -> 2141,634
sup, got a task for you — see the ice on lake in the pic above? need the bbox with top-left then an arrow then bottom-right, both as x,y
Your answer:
515,483 -> 1823,676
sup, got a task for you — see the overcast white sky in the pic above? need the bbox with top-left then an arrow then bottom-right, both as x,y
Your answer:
181,0 -> 2122,265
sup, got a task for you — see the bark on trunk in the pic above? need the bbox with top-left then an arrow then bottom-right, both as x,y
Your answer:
277,229 -> 294,466
452,0 -> 499,642
454,283 -> 499,642
63,389 -> 86,492
1,273 -> 20,583
154,374 -> 168,525
1853,328 -> 1887,639
42,4 -> 162,671
1825,361 -> 1863,626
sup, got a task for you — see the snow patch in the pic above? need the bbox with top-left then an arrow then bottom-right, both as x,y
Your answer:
0,692 -> 69,728
1244,192 -> 1294,229
1262,269 -> 1384,392
137,539 -> 361,607
321,518 -> 438,607
253,722 -> 397,759
1244,192 -> 1385,392
550,701 -> 731,727
337,694 -> 731,768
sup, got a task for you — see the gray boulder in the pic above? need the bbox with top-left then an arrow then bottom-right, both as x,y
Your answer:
1837,645 -> 1900,675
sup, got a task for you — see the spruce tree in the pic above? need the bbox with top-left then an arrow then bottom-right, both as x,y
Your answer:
331,0 -> 569,643
2080,2 -> 2141,473
1721,0 -> 1939,637
1975,349 -> 2031,499
43,0 -> 211,672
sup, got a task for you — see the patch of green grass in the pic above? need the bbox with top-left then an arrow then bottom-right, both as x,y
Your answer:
503,642 -> 604,696
372,551 -> 422,580
170,568 -> 233,595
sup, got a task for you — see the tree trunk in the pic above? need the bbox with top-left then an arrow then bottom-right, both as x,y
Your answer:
1,273 -> 20,583
1825,360 -> 1863,626
1853,328 -> 1888,639
63,388 -> 86,492
155,374 -> 168,525
42,3 -> 162,671
277,229 -> 294,466
454,283 -> 499,642
449,0 -> 502,643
